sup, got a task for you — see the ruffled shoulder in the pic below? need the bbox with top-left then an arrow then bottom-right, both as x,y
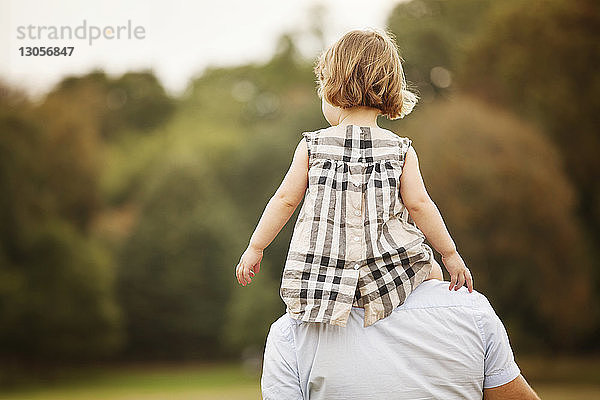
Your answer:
301,130 -> 311,143
400,137 -> 413,165
301,129 -> 323,161
301,128 -> 322,142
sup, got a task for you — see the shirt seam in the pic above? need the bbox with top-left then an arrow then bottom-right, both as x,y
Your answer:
392,303 -> 482,312
281,318 -> 302,396
263,318 -> 303,396
483,362 -> 521,389
486,363 -> 516,377
473,307 -> 488,360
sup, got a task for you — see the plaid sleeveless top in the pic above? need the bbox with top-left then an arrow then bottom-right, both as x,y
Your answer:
280,124 -> 434,327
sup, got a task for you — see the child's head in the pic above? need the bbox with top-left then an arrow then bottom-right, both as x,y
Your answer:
314,27 -> 418,123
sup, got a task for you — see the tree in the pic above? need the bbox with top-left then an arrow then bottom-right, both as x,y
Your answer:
117,160 -> 241,359
0,85 -> 122,368
44,70 -> 175,142
386,0 -> 496,101
455,0 -> 600,275
400,93 -> 596,350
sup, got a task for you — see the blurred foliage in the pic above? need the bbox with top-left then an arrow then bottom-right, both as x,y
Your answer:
223,270 -> 285,355
112,37 -> 322,359
47,70 -> 175,141
0,0 -> 598,378
0,87 -> 122,368
117,159 -> 240,359
406,94 -> 596,350
388,0 -> 600,351
386,0 -> 496,101
455,0 -> 600,280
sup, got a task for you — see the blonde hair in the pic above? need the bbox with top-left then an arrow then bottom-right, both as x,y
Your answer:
314,28 -> 418,120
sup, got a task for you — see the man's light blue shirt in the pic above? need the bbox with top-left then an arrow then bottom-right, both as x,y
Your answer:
261,279 -> 521,399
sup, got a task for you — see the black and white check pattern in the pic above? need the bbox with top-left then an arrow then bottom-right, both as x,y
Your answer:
280,124 -> 434,327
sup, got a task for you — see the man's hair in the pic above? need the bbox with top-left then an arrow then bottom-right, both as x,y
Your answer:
314,27 -> 419,120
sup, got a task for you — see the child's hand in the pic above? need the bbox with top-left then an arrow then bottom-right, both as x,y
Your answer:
441,250 -> 473,293
235,245 -> 263,286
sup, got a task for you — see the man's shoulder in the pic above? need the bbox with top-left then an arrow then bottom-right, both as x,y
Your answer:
267,313 -> 298,342
400,280 -> 493,312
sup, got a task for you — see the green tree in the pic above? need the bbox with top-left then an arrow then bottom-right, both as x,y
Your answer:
117,160 -> 242,359
455,0 -> 600,277
386,0 -> 496,101
0,85 -> 122,368
400,93 -> 596,350
224,270 -> 284,356
45,70 -> 175,142
111,39 -> 323,359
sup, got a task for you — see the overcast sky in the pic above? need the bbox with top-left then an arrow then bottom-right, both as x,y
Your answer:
0,0 -> 407,99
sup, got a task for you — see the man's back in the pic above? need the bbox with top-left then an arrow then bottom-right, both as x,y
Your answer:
262,280 -> 523,399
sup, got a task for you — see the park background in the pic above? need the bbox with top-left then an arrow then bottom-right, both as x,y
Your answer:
1,0 -> 599,398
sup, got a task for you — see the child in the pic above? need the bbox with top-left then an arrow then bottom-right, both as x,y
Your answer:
235,28 -> 473,328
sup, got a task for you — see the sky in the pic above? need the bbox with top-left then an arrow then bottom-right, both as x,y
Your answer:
0,0 -> 407,99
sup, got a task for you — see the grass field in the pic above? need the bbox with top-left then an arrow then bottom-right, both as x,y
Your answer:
0,363 -> 261,400
0,357 -> 598,399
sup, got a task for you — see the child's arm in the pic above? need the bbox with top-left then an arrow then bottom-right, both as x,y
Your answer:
399,144 -> 474,292
235,138 -> 309,286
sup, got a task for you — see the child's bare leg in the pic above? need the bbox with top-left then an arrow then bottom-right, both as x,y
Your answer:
425,258 -> 443,281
